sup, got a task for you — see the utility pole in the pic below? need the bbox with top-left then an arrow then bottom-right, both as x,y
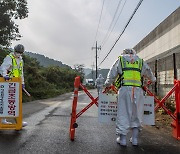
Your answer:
91,62 -> 95,80
92,41 -> 101,79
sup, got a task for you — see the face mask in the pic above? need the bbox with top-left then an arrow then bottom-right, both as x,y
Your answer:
14,52 -> 22,58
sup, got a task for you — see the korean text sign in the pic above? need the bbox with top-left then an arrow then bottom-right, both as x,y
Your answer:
0,82 -> 19,117
98,93 -> 155,125
98,93 -> 118,124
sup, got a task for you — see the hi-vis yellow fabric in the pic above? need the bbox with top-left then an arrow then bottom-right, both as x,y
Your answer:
114,56 -> 143,88
8,53 -> 23,78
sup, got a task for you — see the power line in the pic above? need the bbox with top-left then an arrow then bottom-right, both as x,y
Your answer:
92,0 -> 106,47
101,0 -> 127,48
98,0 -> 144,67
101,0 -> 123,47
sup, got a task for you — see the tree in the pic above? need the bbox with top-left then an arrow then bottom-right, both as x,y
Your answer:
0,0 -> 28,46
74,64 -> 85,82
74,64 -> 85,75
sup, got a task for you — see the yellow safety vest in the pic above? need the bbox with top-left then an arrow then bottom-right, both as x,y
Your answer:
114,56 -> 143,88
8,53 -> 23,78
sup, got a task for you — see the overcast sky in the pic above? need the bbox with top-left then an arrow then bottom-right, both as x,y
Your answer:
12,0 -> 180,69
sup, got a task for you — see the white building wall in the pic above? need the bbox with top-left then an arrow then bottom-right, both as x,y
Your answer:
137,23 -> 180,61
133,7 -> 180,98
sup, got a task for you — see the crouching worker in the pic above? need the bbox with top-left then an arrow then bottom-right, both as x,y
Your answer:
105,49 -> 156,146
0,44 -> 28,127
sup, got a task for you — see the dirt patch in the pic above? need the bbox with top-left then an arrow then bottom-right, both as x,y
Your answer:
154,111 -> 173,135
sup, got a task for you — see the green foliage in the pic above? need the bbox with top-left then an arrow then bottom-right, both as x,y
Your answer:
0,0 -> 28,46
22,55 -> 82,102
74,64 -> 85,80
0,46 -> 10,63
44,66 -> 75,88
0,49 -> 83,102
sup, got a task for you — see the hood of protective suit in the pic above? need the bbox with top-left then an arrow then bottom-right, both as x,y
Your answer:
122,48 -> 136,54
98,74 -> 104,79
122,54 -> 140,63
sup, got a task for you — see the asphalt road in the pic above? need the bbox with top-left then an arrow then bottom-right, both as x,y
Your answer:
0,89 -> 180,154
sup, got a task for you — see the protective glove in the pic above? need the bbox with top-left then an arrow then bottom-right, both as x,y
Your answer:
4,75 -> 10,81
22,84 -> 25,89
104,84 -> 112,93
104,82 -> 111,87
147,80 -> 152,85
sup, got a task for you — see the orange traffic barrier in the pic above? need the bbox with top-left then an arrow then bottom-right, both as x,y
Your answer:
69,76 -> 80,141
70,77 -> 180,140
143,79 -> 180,140
172,80 -> 180,140
69,76 -> 117,141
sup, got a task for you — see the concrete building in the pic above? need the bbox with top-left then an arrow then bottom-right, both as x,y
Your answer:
134,7 -> 180,97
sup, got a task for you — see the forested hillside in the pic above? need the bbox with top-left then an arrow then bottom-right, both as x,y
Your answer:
0,48 -> 10,62
0,48 -> 83,102
25,52 -> 70,68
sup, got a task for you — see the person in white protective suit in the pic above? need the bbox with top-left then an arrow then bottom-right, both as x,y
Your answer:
0,44 -> 28,127
95,74 -> 104,95
104,48 -> 156,146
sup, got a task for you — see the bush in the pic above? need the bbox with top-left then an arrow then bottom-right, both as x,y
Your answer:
1,50 -> 83,102
23,57 -> 82,102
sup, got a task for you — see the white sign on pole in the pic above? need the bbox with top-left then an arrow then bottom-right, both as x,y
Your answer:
98,93 -> 155,125
98,93 -> 118,124
143,96 -> 155,125
0,82 -> 19,117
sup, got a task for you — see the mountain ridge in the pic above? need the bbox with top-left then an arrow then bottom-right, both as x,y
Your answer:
24,51 -> 71,68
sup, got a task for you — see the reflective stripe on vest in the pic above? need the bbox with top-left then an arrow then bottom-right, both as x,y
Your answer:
114,74 -> 121,89
8,53 -> 23,77
120,56 -> 143,87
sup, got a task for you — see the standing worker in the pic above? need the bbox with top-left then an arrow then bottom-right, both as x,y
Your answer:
0,44 -> 28,127
95,74 -> 104,95
105,48 -> 156,146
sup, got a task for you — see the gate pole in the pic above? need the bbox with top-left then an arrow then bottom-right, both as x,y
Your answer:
172,80 -> 180,140
69,76 -> 80,141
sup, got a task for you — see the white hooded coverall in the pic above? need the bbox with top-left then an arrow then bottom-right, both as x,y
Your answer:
105,53 -> 156,135
95,74 -> 104,95
0,52 -> 25,84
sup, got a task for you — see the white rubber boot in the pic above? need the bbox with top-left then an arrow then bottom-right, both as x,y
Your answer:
116,136 -> 121,144
117,134 -> 126,146
132,127 -> 139,146
22,121 -> 28,127
129,137 -> 132,143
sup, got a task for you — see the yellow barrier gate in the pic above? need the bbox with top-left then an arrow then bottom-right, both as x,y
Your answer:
0,77 -> 22,130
